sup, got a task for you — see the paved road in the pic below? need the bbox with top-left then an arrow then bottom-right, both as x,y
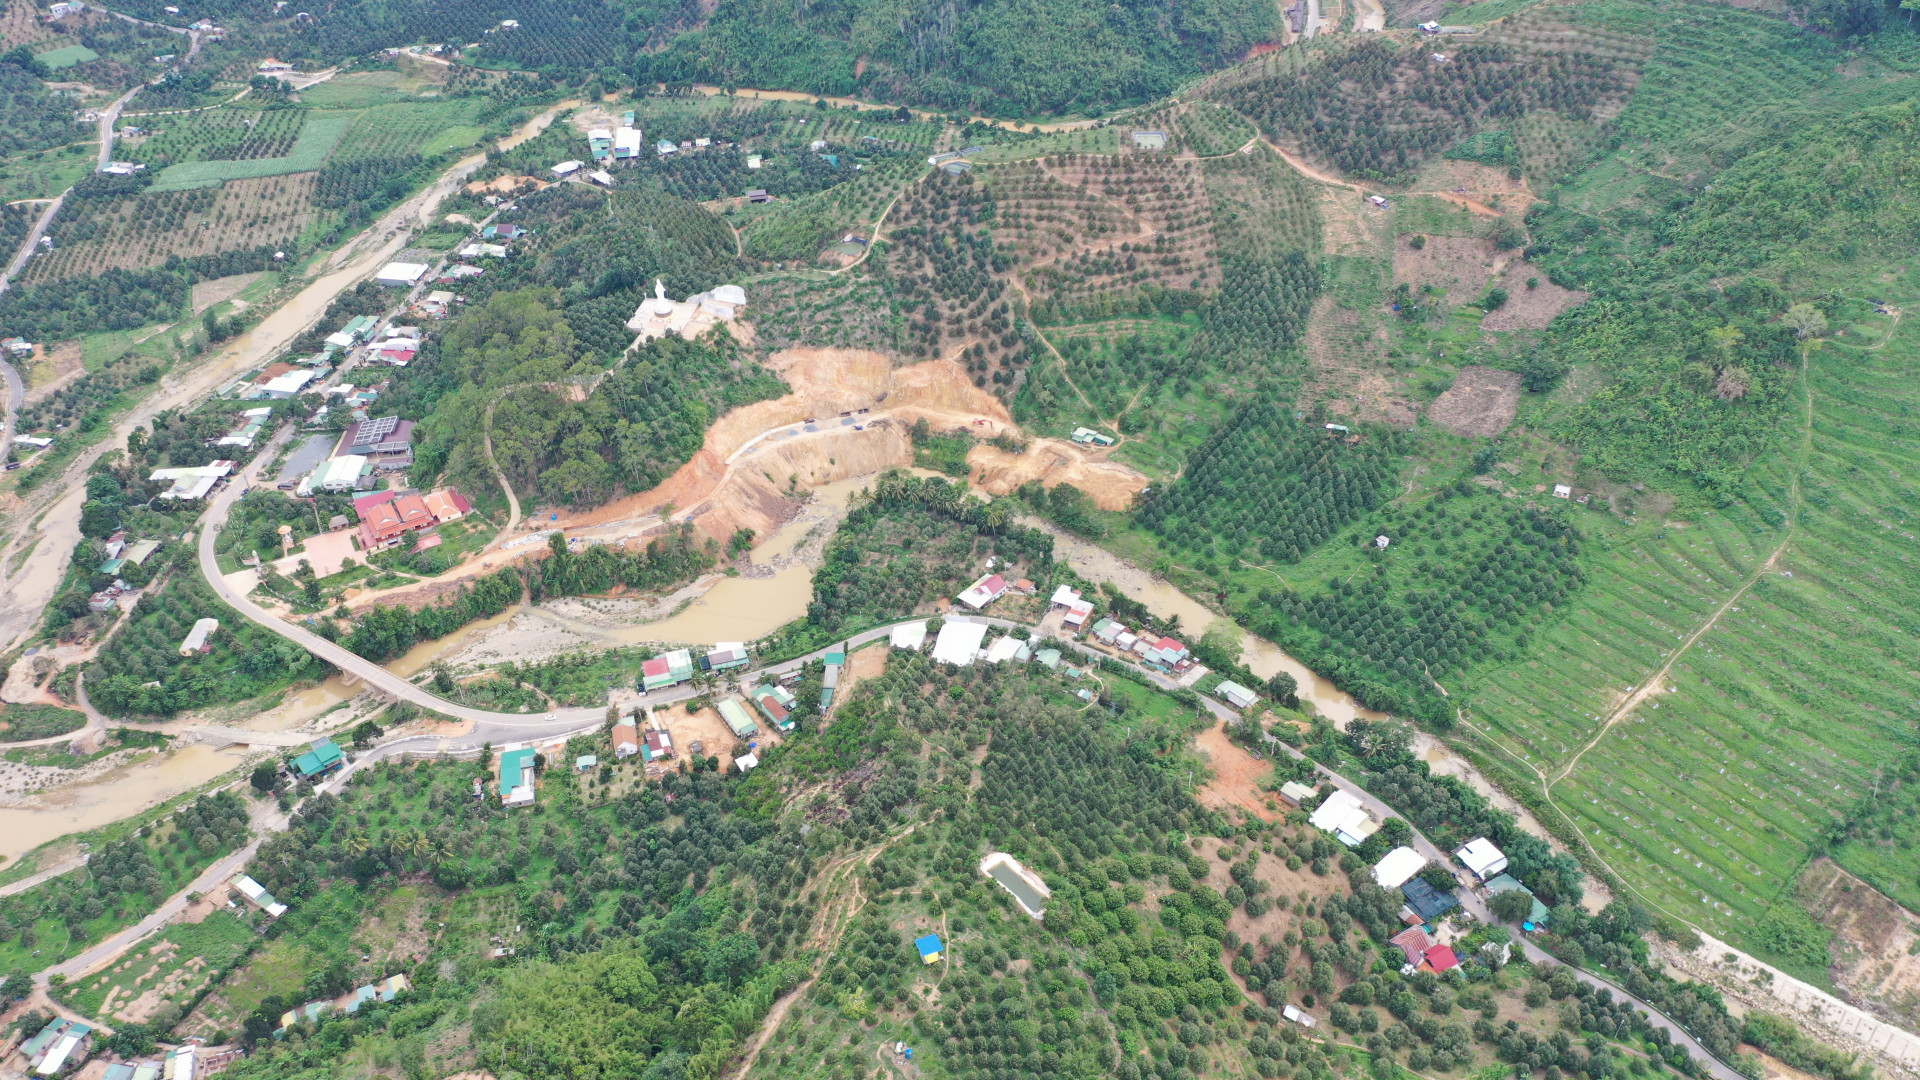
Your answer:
198,444 -> 611,735
0,195 -> 62,297
0,357 -> 19,468
94,83 -> 145,171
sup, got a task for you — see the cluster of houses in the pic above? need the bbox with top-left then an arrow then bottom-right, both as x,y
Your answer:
293,414 -> 432,495
1292,777 -> 1544,962
17,1017 -> 92,1075
275,974 -> 412,1035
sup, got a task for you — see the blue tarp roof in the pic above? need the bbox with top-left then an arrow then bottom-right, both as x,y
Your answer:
915,934 -> 944,957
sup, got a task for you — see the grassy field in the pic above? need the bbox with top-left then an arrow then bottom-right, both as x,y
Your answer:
34,43 -> 97,68
0,142 -> 92,200
149,112 -> 355,192
64,911 -> 259,1023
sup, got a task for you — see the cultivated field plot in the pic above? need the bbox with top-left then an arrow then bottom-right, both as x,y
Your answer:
147,111 -> 354,191
1000,155 -> 1221,308
1115,101 -> 1255,158
1461,302 -> 1920,958
35,43 -> 97,69
297,66 -> 447,108
0,0 -> 56,48
748,275 -> 899,355
20,173 -> 320,283
66,911 -> 257,1023
130,107 -> 314,168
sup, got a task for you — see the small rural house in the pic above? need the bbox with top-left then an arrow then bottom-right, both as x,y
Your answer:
641,649 -> 694,690
178,617 -> 219,655
1309,789 -> 1379,846
611,722 -> 639,759
702,642 -> 751,672
955,572 -> 1008,610
231,872 -> 288,917
1455,837 -> 1508,880
889,621 -> 929,650
290,737 -> 345,781
1215,679 -> 1258,710
499,747 -> 537,807
915,934 -> 945,964
1372,846 -> 1426,890
1278,780 -> 1318,807
717,697 -> 760,738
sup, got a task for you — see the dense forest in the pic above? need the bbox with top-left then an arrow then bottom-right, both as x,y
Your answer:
645,0 -> 1277,115
395,288 -> 783,508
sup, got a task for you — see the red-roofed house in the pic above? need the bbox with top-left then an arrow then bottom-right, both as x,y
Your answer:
353,490 -> 398,519
956,573 -> 1007,610
1422,945 -> 1459,973
424,488 -> 472,523
1389,926 -> 1432,967
359,493 -> 435,549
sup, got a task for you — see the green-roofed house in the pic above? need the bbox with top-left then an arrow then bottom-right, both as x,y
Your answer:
1485,874 -> 1550,925
500,748 -> 537,807
290,738 -> 345,780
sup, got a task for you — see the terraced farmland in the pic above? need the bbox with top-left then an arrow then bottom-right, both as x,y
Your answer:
1461,301 -> 1920,968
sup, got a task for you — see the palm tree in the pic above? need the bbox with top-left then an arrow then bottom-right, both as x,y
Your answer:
343,831 -> 372,857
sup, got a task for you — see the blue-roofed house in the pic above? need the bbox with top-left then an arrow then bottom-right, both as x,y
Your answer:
915,934 -> 945,964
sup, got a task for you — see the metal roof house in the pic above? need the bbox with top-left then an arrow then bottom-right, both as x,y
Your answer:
717,697 -> 760,738
1215,679 -> 1259,710
1400,877 -> 1459,922
1455,837 -> 1508,880
178,617 -> 219,656
499,747 -> 537,807
1485,873 -> 1550,925
752,683 -> 796,730
1308,789 -> 1378,846
955,573 -> 1008,610
642,648 -> 694,690
612,721 -> 639,758
290,737 -> 344,780
1372,846 -> 1426,889
915,933 -> 945,964
231,872 -> 287,917
702,642 -> 751,672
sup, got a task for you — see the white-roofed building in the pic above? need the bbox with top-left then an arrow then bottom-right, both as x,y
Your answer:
178,617 -> 219,655
551,159 -> 583,175
149,461 -> 234,500
889,620 -> 929,650
955,573 -> 1007,610
1455,837 -> 1508,880
261,369 -> 316,398
1308,789 -> 1378,846
375,261 -> 429,287
931,619 -> 990,666
315,454 -> 370,492
614,127 -> 643,158
1215,679 -> 1258,710
231,872 -> 288,916
983,635 -> 1023,664
1373,846 -> 1427,889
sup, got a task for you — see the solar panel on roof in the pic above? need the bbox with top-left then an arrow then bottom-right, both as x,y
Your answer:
352,415 -> 400,445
